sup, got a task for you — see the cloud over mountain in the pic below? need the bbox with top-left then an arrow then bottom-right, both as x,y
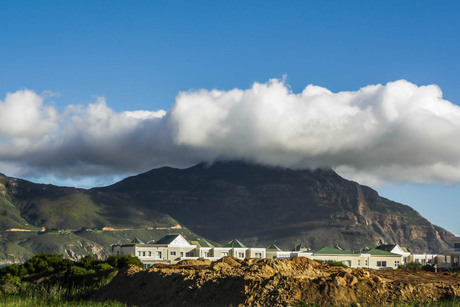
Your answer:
1,79 -> 460,187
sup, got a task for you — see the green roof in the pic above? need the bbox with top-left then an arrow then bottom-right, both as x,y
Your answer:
362,248 -> 401,256
311,246 -> 356,255
224,239 -> 246,248
190,238 -> 214,248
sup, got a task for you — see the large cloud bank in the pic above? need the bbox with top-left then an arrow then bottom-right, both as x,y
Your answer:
1,79 -> 460,187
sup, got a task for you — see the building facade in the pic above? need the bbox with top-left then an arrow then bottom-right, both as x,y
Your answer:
111,234 -> 454,270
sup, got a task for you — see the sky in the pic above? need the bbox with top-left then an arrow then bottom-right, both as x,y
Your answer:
0,1 -> 459,234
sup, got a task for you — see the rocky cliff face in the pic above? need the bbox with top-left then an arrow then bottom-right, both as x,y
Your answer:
99,161 -> 453,252
91,257 -> 460,306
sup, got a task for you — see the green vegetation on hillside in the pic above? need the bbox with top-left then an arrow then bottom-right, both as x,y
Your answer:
0,253 -> 141,306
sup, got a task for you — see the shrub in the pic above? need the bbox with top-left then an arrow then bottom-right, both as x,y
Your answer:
0,273 -> 21,287
95,263 -> 113,272
78,255 -> 102,270
107,255 -> 142,269
66,266 -> 88,277
399,262 -> 423,270
314,260 -> 348,268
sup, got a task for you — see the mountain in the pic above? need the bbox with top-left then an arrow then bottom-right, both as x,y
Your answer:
0,173 -> 202,262
0,161 -> 454,261
97,161 -> 453,253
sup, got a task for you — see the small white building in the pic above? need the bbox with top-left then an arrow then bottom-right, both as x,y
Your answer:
442,236 -> 460,268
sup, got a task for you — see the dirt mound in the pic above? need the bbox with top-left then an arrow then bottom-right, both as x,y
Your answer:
91,257 -> 460,306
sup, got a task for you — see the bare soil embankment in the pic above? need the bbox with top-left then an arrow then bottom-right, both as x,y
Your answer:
91,257 -> 460,306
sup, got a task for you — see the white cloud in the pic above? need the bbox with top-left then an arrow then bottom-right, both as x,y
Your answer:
1,79 -> 460,187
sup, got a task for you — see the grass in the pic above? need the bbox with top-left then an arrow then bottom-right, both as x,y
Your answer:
0,275 -> 126,307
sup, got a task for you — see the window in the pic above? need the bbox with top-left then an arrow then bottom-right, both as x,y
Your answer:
138,251 -> 146,257
238,252 -> 245,258
377,261 -> 387,267
357,260 -> 361,266
454,243 -> 460,249
186,251 -> 194,257
395,261 -> 400,267
156,251 -> 162,259
170,251 -> 177,256
222,252 -> 229,257
202,251 -> 210,257
364,260 -> 368,266
180,252 -> 184,257
148,251 -> 151,257
255,252 -> 262,258
116,251 -> 119,255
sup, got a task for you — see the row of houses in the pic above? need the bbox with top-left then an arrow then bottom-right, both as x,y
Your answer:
111,234 -> 460,269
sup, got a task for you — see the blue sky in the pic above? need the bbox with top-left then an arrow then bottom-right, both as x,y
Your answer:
0,1 -> 459,234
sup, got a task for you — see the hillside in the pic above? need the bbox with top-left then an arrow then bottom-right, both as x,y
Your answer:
0,174 -> 202,262
98,161 -> 453,253
0,161 -> 454,261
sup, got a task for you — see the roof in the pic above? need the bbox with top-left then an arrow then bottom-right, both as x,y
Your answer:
224,239 -> 246,248
267,244 -> 282,251
401,247 -> 411,253
311,246 -> 356,255
362,248 -> 401,256
293,244 -> 310,252
190,238 -> 214,248
131,237 -> 144,244
155,234 -> 182,245
376,244 -> 397,252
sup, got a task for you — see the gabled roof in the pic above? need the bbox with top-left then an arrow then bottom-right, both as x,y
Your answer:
362,248 -> 401,256
155,234 -> 192,247
267,244 -> 282,251
311,246 -> 355,255
131,237 -> 144,244
190,238 -> 214,248
376,244 -> 397,252
293,244 -> 310,252
401,247 -> 411,253
224,239 -> 246,248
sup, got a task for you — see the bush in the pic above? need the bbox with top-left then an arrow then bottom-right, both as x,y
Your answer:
107,255 -> 142,269
0,264 -> 28,279
422,264 -> 436,272
95,263 -> 113,272
399,262 -> 423,270
314,260 -> 348,268
78,254 -> 102,270
67,266 -> 88,277
0,273 -> 21,287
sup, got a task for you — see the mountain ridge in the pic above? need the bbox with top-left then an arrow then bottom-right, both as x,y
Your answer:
0,160 -> 454,261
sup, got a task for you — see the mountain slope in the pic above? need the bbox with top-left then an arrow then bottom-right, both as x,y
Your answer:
0,174 -> 202,262
98,161 -> 453,253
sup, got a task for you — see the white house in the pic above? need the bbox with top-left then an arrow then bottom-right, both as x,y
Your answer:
442,236 -> 460,268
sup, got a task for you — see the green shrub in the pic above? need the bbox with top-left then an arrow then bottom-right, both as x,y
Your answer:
314,260 -> 348,268
107,255 -> 142,269
399,262 -> 423,270
95,263 -> 113,272
0,273 -> 21,287
67,266 -> 89,277
0,264 -> 27,279
78,255 -> 102,270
